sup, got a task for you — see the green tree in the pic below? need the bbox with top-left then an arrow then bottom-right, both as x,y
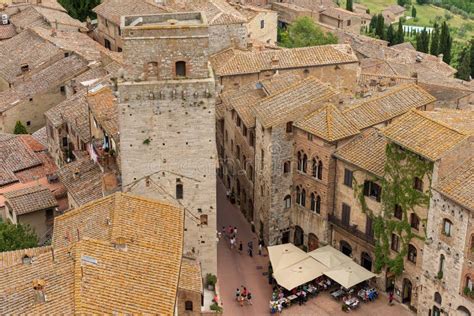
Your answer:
369,15 -> 378,33
58,0 -> 100,22
397,0 -> 411,6
470,38 -> 474,78
417,27 -> 430,53
456,44 -> 471,80
387,25 -> 396,45
439,21 -> 452,63
395,19 -> 405,44
279,17 -> 338,48
416,0 -> 428,4
430,22 -> 440,56
346,0 -> 353,12
13,121 -> 28,134
0,220 -> 38,252
411,6 -> 417,17
375,14 -> 385,39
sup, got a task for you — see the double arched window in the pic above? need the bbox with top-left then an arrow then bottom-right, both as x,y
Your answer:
296,186 -> 306,207
297,151 -> 307,173
310,193 -> 321,214
311,157 -> 323,180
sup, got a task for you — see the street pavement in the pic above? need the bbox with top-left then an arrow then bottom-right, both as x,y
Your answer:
216,180 -> 413,316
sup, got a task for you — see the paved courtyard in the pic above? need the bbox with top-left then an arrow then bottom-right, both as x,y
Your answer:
216,180 -> 413,316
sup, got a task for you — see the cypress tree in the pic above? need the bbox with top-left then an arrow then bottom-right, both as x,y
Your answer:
346,0 -> 353,12
395,19 -> 404,44
456,45 -> 471,81
430,22 -> 440,56
412,6 -> 417,18
375,14 -> 385,39
369,15 -> 378,33
439,21 -> 452,64
387,25 -> 395,46
418,27 -> 430,53
13,121 -> 28,134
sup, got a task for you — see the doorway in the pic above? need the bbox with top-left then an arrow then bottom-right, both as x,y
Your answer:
402,278 -> 412,305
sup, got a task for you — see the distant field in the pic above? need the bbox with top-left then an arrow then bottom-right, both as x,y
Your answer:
339,0 -> 473,41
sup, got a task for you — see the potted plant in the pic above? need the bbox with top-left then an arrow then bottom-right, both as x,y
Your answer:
210,302 -> 223,313
206,273 -> 217,291
341,303 -> 349,312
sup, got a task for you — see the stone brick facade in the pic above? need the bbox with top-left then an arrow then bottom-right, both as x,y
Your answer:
117,12 -> 217,276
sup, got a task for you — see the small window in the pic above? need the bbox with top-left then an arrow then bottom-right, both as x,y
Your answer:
64,52 -> 70,57
315,195 -> 321,214
176,61 -> 186,77
248,165 -> 254,181
300,189 -> 306,207
343,169 -> 353,188
104,38 -> 111,50
283,161 -> 291,174
60,86 -> 66,95
410,213 -> 420,230
286,121 -> 293,133
317,161 -> 323,180
200,214 -> 208,226
407,244 -> 417,263
260,19 -> 265,29
176,182 -> 183,199
347,20 -> 351,26
307,133 -> 313,141
414,177 -> 423,192
363,181 -> 381,202
342,203 -> 350,226
117,47 -> 122,52
236,116 -> 241,127
434,292 -> 442,304
62,137 -> 68,147
310,193 -> 316,212
185,300 -> 193,311
311,158 -> 318,178
442,219 -> 452,237
243,125 -> 247,136
391,234 -> 400,252
26,121 -> 31,126
249,131 -> 255,147
466,276 -> 473,291
439,254 -> 445,275
284,195 -> 291,209
394,204 -> 403,220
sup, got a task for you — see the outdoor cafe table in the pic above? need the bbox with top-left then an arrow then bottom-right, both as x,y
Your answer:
344,297 -> 360,309
331,289 -> 345,300
287,294 -> 298,302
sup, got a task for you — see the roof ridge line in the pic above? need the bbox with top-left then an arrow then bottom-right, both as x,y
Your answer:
412,109 -> 468,136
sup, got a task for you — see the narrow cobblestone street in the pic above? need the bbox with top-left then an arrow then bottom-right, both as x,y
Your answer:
217,180 -> 413,316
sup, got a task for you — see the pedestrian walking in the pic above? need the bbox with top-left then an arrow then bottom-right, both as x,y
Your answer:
233,226 -> 238,237
246,292 -> 253,305
235,288 -> 240,301
258,241 -> 263,256
388,291 -> 394,305
227,225 -> 232,237
248,241 -> 253,257
221,226 -> 226,238
238,295 -> 244,307
230,236 -> 236,249
239,241 -> 243,254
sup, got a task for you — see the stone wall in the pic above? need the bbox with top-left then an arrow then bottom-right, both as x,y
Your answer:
246,10 -> 278,45
177,288 -> 202,316
209,23 -> 248,55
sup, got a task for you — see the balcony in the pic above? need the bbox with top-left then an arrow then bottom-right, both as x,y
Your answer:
328,214 -> 375,245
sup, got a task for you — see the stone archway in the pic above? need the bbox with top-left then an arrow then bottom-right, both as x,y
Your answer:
402,278 -> 412,305
457,306 -> 471,316
294,226 -> 304,247
308,233 -> 319,251
361,252 -> 372,271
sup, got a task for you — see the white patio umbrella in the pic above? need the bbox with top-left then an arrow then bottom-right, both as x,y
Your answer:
267,243 -> 309,272
323,261 -> 376,289
273,257 -> 328,291
308,245 -> 352,269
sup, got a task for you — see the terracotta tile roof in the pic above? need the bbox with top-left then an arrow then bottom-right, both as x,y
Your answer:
422,109 -> 474,135
321,7 -> 358,20
9,5 -> 49,30
391,42 -> 416,51
254,76 -> 337,128
0,245 -> 52,269
0,54 -> 89,113
33,5 -> 85,29
222,87 -> 265,128
382,110 -> 468,161
435,158 -> 474,211
210,44 -> 358,76
260,72 -> 301,95
93,0 -> 168,26
32,126 -> 48,148
4,185 -> 57,215
56,158 -> 103,206
165,0 -> 247,25
384,4 -> 406,14
294,104 -> 360,142
343,84 -> 436,129
0,24 -> 16,40
0,29 -> 62,83
86,86 -> 119,138
179,257 -> 203,293
334,128 -> 387,177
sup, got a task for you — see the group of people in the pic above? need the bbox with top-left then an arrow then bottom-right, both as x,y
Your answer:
221,225 -> 265,257
235,286 -> 253,307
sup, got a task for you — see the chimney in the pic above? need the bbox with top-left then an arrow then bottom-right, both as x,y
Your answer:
33,279 -> 46,303
114,237 -> 128,251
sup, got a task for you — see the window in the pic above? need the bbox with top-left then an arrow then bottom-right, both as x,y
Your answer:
62,137 -> 68,147
248,165 -> 253,181
104,38 -> 111,50
439,254 -> 445,275
366,216 -> 374,238
394,204 -> 403,219
243,125 -> 247,136
175,61 -> 186,77
64,52 -> 70,57
310,193 -> 316,212
414,177 -> 423,191
466,276 -> 473,291
296,187 -> 306,207
410,213 -> 420,230
60,86 -> 66,95
260,19 -> 265,29
185,300 -> 193,311
442,219 -> 452,236
236,116 -> 241,127
176,182 -> 183,199
200,214 -> 208,226
117,47 -> 122,52
20,64 -> 29,73
342,203 -> 350,226
296,186 -> 301,205
249,131 -> 255,147
261,149 -> 264,169
347,20 -> 351,26
286,121 -> 293,133
118,27 -> 122,36
307,133 -> 313,141
26,121 -> 31,126
343,169 -> 353,188
363,181 -> 381,202
407,244 -> 417,263
46,208 -> 54,221
434,292 -> 442,304
391,234 -> 400,252
236,145 -> 241,161
317,161 -> 323,180
283,161 -> 291,174
297,151 -> 307,173
316,195 -> 321,214
312,159 -> 318,178
301,189 -> 306,207
284,195 -> 291,209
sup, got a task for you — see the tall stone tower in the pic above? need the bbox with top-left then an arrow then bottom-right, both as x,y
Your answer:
118,12 -> 217,275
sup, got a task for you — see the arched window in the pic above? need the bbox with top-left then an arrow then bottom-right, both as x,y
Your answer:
457,306 -> 471,316
434,292 -> 442,304
302,154 -> 308,173
312,158 -> 318,178
296,186 -> 301,205
301,189 -> 306,207
466,276 -> 473,291
410,213 -> 420,230
361,252 -> 372,271
283,161 -> 291,174
442,219 -> 453,236
394,204 -> 403,220
315,195 -> 321,214
284,195 -> 291,209
176,182 -> 183,199
185,300 -> 193,311
176,61 -> 186,77
317,160 -> 323,180
407,244 -> 417,263
340,240 -> 352,256
310,193 -> 316,212
297,152 -> 303,172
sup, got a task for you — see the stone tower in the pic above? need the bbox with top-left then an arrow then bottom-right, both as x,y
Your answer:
118,12 -> 217,275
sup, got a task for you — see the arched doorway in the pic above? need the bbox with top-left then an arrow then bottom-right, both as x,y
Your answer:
294,226 -> 304,247
308,233 -> 319,251
402,278 -> 412,305
457,306 -> 471,316
340,240 -> 352,256
361,252 -> 372,271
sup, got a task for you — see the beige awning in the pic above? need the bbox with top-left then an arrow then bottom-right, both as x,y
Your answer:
273,257 -> 328,291
308,245 -> 352,269
323,261 -> 376,289
267,243 -> 308,272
